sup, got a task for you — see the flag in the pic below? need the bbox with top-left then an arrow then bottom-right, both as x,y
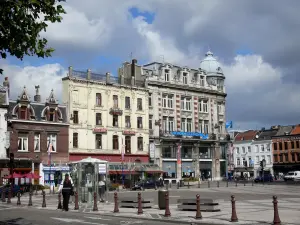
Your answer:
225,121 -> 233,129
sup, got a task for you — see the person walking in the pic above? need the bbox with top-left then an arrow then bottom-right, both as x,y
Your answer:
58,174 -> 73,211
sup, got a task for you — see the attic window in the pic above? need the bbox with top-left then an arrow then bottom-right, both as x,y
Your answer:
49,108 -> 56,122
19,106 -> 27,119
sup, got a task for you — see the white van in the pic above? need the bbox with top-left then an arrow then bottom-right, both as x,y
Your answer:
284,171 -> 300,181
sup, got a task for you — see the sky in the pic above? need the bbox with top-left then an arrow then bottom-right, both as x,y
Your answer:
0,0 -> 300,130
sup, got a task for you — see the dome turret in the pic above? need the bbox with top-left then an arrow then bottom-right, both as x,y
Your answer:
200,51 -> 224,77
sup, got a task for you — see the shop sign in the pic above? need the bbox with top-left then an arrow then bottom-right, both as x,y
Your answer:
123,130 -> 135,135
43,166 -> 69,171
93,128 -> 107,133
149,142 -> 155,159
171,131 -> 209,140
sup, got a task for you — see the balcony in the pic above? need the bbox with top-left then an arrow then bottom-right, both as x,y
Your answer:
109,108 -> 123,116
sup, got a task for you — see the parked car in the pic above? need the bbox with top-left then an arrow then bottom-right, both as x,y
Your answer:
254,174 -> 273,183
0,184 -> 24,197
131,180 -> 163,190
284,171 -> 300,181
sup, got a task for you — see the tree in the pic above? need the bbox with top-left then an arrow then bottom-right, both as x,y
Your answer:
0,0 -> 66,74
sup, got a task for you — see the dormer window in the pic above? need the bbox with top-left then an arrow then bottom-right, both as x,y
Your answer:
49,108 -> 56,122
164,69 -> 170,81
19,106 -> 27,119
183,72 -> 188,84
200,76 -> 204,86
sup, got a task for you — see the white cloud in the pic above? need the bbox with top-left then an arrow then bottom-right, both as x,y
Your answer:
0,62 -> 66,103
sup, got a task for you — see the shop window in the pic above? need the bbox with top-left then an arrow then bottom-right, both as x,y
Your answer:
96,134 -> 102,149
73,133 -> 78,148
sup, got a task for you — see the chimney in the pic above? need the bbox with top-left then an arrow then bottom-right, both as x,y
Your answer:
68,66 -> 73,77
34,85 -> 41,102
106,72 -> 110,83
87,69 -> 91,80
3,77 -> 9,97
131,59 -> 137,77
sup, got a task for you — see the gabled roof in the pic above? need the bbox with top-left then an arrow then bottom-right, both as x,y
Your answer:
257,128 -> 279,140
17,86 -> 30,102
291,125 -> 300,135
275,125 -> 294,136
46,89 -> 58,104
234,130 -> 258,142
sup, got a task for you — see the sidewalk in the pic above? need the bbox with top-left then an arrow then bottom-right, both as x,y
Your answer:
1,194 -> 299,224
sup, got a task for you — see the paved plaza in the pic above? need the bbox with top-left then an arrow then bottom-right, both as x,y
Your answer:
0,182 -> 300,224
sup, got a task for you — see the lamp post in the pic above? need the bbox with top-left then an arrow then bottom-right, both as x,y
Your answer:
9,153 -> 14,194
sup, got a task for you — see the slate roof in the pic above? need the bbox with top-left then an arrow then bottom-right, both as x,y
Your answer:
256,129 -> 279,140
8,101 -> 68,123
234,130 -> 258,142
274,125 -> 294,136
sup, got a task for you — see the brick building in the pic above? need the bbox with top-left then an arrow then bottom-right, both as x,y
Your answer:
272,125 -> 300,174
7,85 -> 69,187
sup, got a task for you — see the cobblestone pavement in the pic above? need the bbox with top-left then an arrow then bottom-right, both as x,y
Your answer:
0,184 -> 299,224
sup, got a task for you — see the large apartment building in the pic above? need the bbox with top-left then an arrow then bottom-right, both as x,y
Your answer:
119,51 -> 229,181
62,67 -> 150,171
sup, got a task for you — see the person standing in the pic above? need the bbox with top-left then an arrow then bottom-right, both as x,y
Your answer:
58,174 -> 73,211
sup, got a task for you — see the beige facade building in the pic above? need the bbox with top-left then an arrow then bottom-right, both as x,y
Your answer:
62,67 -> 150,165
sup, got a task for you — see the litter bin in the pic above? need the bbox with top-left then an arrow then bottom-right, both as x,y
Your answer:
158,189 -> 168,209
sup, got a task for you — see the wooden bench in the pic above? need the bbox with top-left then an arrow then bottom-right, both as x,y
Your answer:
177,198 -> 221,212
119,197 -> 154,208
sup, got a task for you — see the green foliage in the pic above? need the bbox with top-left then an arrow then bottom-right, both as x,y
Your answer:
0,0 -> 66,74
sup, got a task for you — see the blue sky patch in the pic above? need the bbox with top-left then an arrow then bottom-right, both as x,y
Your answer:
236,48 -> 254,56
129,7 -> 155,24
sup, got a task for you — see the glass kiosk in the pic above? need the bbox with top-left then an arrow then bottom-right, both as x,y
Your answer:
69,157 -> 108,204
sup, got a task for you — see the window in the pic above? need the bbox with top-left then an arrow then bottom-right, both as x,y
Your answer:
273,143 -> 277,150
162,95 -> 173,108
261,155 -> 265,161
168,117 -> 174,132
218,122 -> 223,134
113,135 -> 119,150
49,108 -> 56,122
243,157 -> 247,167
284,142 -> 288,150
183,72 -> 188,84
279,142 -> 282,150
20,106 -> 27,119
248,157 -> 252,166
181,118 -> 186,132
279,154 -> 283,162
217,104 -> 223,114
72,90 -> 78,103
292,153 -> 296,161
73,133 -> 78,148
199,119 -> 203,133
113,95 -> 118,108
200,76 -> 204,86
291,141 -> 295,149
125,136 -> 131,153
125,96 -> 130,109
236,147 -> 240,154
165,69 -> 170,81
255,145 -> 259,153
261,145 -> 265,152
137,117 -> 143,128
137,137 -> 143,151
125,116 -> 131,128
255,156 -> 259,164
137,98 -> 143,110
204,120 -> 209,134
47,134 -> 57,153
267,155 -> 271,164
96,93 -> 102,106
149,115 -> 153,130
113,115 -> 118,127
96,113 -> 102,126
181,97 -> 191,110
237,158 -> 240,166
34,133 -> 40,152
187,119 -> 192,132
73,110 -> 78,124
242,147 -> 246,153
148,93 -> 152,107
18,133 -> 28,151
95,134 -> 102,149
247,146 -> 251,153
296,141 -> 300,149
199,100 -> 208,112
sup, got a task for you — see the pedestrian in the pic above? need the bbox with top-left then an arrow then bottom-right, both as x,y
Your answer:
58,174 -> 74,211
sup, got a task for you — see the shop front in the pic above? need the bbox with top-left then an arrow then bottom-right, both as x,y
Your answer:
200,161 -> 212,180
42,164 -> 70,187
182,161 -> 194,178
162,161 -> 177,179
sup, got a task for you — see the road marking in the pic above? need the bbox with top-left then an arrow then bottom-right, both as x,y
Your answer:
84,216 -> 111,221
120,221 -> 143,224
51,217 -> 107,225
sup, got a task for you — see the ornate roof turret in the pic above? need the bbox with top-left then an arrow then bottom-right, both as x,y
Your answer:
17,86 -> 30,103
200,50 -> 224,77
46,89 -> 58,105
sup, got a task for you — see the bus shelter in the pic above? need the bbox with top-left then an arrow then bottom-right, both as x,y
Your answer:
69,157 -> 108,204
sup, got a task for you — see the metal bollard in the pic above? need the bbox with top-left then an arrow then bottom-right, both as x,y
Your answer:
42,190 -> 46,208
188,181 -> 190,189
198,181 -> 200,188
230,195 -> 238,222
17,192 -> 21,205
57,192 -> 62,209
273,196 -> 281,225
137,192 -> 143,215
217,181 -> 219,188
164,192 -> 171,217
1,189 -> 5,202
195,194 -> 202,219
177,182 -> 179,189
208,181 -> 210,188
113,192 -> 119,213
28,191 -> 33,206
74,191 -> 79,210
226,180 -> 229,187
7,188 -> 11,204
93,192 -> 98,211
